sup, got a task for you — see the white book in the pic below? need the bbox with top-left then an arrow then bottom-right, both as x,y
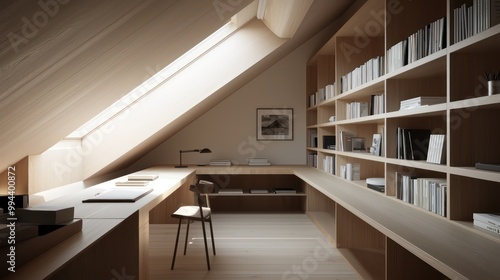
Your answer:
474,219 -> 500,234
473,213 -> 500,228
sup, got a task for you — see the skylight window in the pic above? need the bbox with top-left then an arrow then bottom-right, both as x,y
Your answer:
65,5 -> 256,139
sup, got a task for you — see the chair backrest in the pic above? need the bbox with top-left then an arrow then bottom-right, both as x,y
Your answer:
189,180 -> 214,208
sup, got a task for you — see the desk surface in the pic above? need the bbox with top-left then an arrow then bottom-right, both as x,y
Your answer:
6,165 -> 500,280
5,167 -> 195,279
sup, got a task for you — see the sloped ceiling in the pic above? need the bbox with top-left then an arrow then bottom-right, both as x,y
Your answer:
0,0 -> 359,178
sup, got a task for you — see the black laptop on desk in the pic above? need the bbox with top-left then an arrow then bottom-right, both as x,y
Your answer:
82,188 -> 153,203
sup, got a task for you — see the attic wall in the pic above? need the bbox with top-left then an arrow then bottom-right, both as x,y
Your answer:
0,0 -> 253,174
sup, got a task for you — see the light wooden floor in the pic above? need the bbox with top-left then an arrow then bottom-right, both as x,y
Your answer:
149,213 -> 360,279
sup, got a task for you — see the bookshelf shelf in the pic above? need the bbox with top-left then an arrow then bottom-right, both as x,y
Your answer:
305,0 -> 500,278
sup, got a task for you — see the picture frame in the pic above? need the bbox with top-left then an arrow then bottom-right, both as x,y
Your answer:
256,108 -> 293,141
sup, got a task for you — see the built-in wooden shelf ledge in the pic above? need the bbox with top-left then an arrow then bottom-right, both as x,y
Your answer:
335,78 -> 385,100
195,165 -> 298,175
448,166 -> 500,183
316,121 -> 336,128
454,220 -> 500,244
385,102 -> 447,119
208,192 -> 306,197
449,94 -> 500,110
338,248 -> 385,280
335,113 -> 385,125
385,158 -> 448,173
336,151 -> 386,163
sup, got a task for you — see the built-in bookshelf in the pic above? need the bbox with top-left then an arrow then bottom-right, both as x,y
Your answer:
196,173 -> 306,213
305,0 -> 500,278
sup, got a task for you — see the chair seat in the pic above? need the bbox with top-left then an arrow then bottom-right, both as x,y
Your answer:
171,205 -> 211,220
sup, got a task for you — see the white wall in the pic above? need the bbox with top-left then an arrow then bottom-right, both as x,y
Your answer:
129,34 -> 323,170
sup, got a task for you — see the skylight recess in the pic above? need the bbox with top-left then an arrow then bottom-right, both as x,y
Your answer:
65,5 -> 256,140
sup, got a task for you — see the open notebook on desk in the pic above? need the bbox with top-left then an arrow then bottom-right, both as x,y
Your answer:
82,188 -> 153,203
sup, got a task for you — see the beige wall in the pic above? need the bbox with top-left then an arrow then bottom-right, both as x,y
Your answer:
128,31 -> 327,170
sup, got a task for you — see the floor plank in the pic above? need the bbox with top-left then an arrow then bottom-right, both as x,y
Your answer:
149,213 -> 360,279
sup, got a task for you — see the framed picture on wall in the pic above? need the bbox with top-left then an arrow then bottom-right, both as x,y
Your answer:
256,108 -> 293,141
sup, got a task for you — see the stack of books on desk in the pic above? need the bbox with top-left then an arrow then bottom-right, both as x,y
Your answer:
209,159 -> 232,166
115,173 -> 158,186
248,158 -> 270,166
473,213 -> 500,235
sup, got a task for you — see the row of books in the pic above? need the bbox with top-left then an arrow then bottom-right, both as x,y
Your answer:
309,83 -> 336,107
323,155 -> 335,175
399,96 -> 446,110
370,93 -> 384,115
307,153 -> 318,168
340,163 -> 360,181
387,17 -> 446,73
345,101 -> 369,120
340,56 -> 384,93
396,174 -> 447,217
454,0 -> 500,44
427,134 -> 446,164
473,213 -> 500,234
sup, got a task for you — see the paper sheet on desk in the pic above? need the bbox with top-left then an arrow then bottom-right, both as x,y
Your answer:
82,188 -> 153,202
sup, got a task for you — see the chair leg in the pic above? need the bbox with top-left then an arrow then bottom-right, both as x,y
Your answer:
171,218 -> 182,270
201,219 -> 210,270
209,218 -> 216,255
183,219 -> 191,255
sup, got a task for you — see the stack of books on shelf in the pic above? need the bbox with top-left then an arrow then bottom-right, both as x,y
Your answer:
370,93 -> 384,115
323,155 -> 335,175
309,83 -> 336,107
426,134 -> 446,164
346,101 -> 369,119
387,17 -> 446,73
473,213 -> 500,234
397,128 -> 431,160
400,96 -> 446,110
396,174 -> 447,217
340,56 -> 384,93
209,159 -> 232,166
248,158 -> 270,166
271,188 -> 297,194
454,0 -> 500,44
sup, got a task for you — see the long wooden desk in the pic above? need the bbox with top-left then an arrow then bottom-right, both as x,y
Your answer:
4,167 -> 196,280
6,165 -> 500,279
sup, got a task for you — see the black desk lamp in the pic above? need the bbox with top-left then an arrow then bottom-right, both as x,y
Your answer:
175,148 -> 211,168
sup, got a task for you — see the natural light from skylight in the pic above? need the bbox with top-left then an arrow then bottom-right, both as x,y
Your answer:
65,4 -> 256,140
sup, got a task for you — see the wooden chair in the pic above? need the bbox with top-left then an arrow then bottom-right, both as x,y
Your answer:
171,180 -> 216,270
